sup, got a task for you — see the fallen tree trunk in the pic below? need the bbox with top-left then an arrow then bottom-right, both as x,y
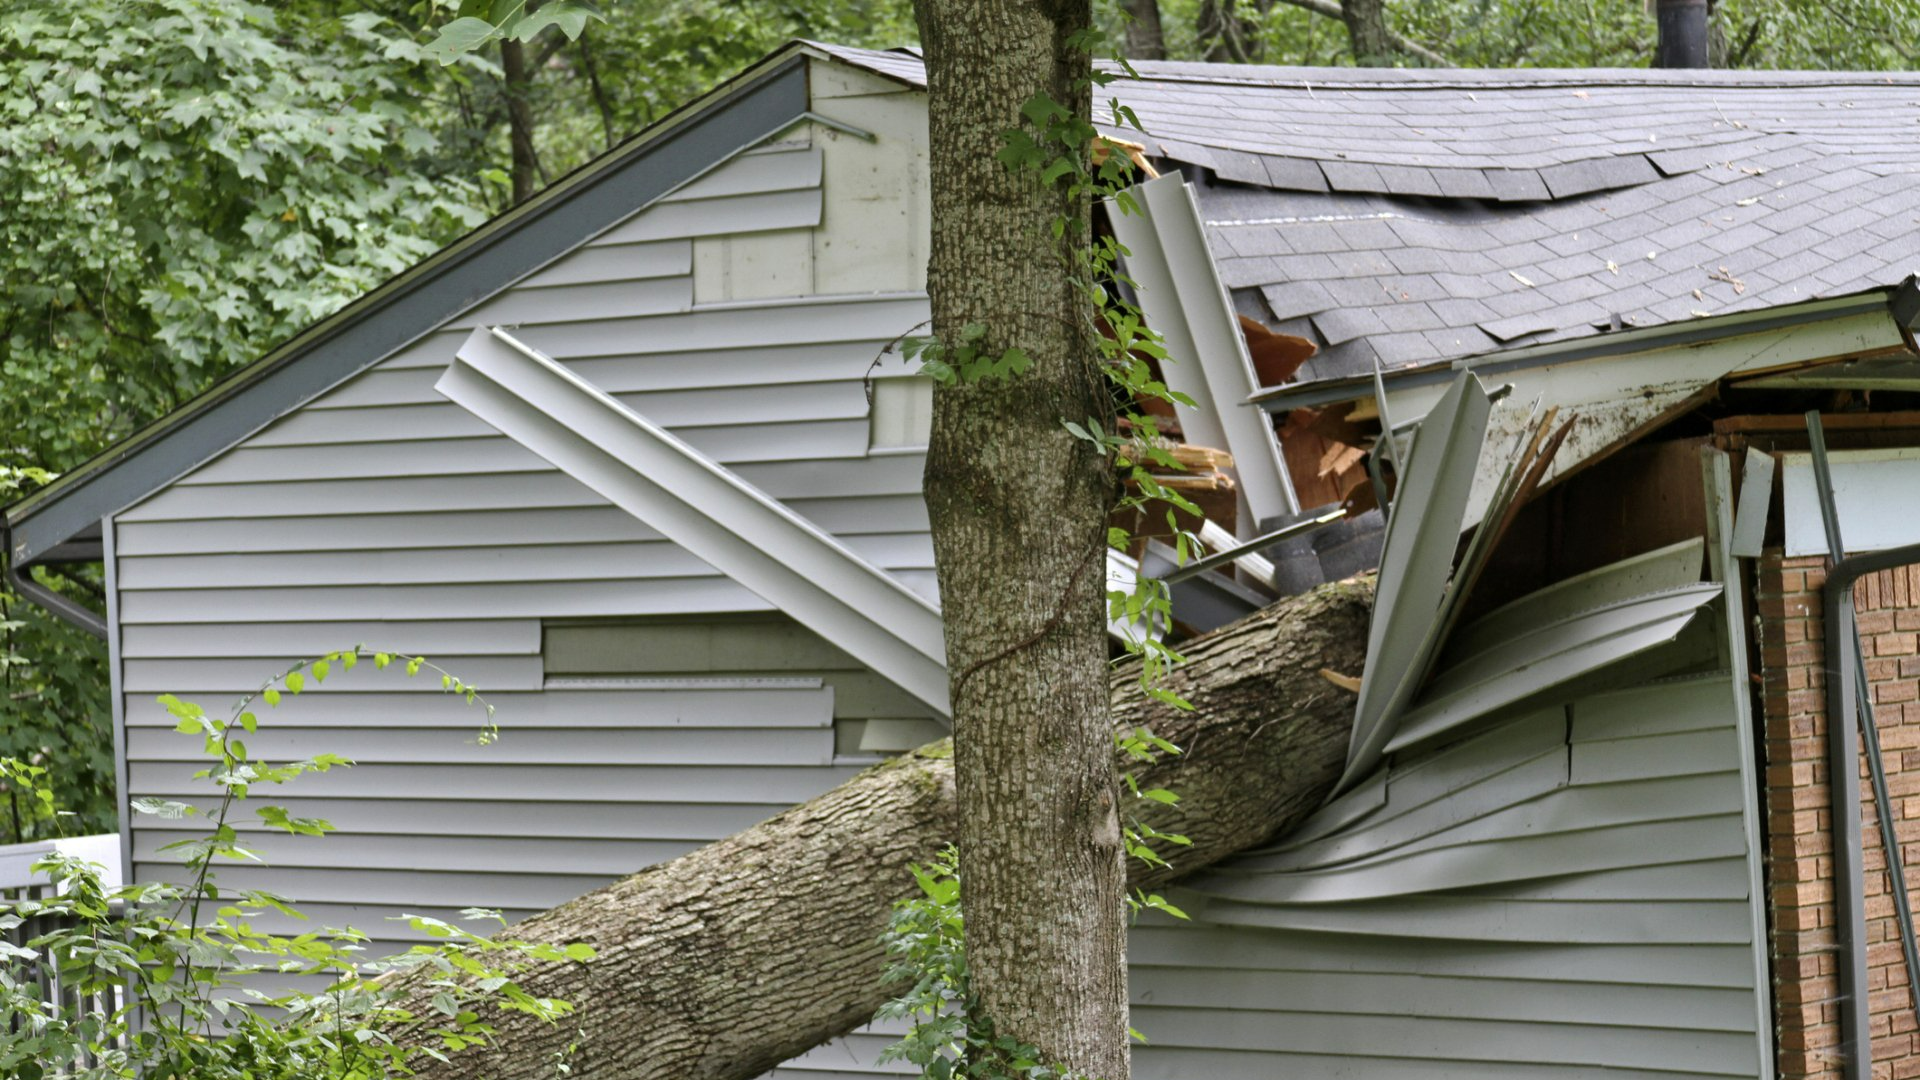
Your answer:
400,578 -> 1372,1080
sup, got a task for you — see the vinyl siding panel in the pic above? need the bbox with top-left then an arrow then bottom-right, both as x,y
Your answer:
1152,666 -> 1767,1078
113,110 -> 938,980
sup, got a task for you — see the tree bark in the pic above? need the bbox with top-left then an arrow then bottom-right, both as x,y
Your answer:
910,1 -> 1134,1075
1339,0 -> 1395,65
1197,0 -> 1262,62
501,37 -> 542,203
1122,0 -> 1168,60
395,579 -> 1371,1080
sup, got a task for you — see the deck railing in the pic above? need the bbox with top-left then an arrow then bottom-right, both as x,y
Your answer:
0,834 -> 129,1065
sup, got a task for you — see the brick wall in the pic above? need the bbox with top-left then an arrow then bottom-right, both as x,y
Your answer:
1760,551 -> 1920,1079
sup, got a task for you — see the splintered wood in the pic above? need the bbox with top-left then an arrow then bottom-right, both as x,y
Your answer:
1114,442 -> 1239,541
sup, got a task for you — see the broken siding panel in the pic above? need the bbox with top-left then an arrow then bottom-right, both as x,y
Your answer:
1154,664 -> 1764,1077
1377,307 -> 1910,531
436,327 -> 950,715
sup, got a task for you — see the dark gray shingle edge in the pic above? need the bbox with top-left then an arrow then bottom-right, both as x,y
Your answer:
5,51 -> 814,568
1248,282 -> 1920,413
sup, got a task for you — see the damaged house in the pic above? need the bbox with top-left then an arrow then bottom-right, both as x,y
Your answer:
11,42 -> 1920,1080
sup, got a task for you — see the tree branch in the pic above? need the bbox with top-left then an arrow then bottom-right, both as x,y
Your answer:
1269,0 -> 1453,66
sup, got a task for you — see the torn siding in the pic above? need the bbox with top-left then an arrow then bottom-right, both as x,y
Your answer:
1169,621 -> 1765,1077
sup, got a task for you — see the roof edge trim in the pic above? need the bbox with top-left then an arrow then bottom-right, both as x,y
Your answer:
6,44 -> 819,567
1250,285 -> 1906,414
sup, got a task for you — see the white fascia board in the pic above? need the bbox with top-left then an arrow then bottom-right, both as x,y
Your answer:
1781,446 -> 1920,557
1383,307 -> 1907,530
1113,175 -> 1298,526
438,327 -> 951,717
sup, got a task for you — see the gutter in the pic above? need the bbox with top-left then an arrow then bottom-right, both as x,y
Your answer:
1,525 -> 107,640
1807,412 -> 1920,1080
1249,283 -> 1913,414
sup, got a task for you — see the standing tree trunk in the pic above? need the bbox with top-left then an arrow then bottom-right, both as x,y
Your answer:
1123,0 -> 1168,60
501,37 -> 542,203
1340,0 -> 1394,65
910,3 -> 1129,1074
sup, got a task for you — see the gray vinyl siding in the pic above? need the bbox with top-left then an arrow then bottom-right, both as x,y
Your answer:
111,103 -> 935,957
771,651 -> 1767,1079
1150,668 -> 1764,1079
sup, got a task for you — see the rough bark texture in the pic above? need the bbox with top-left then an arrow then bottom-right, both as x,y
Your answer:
396,580 -> 1372,1080
1196,0 -> 1262,62
1122,0 -> 1168,60
911,1 -> 1132,1074
1338,0 -> 1395,65
501,37 -> 541,204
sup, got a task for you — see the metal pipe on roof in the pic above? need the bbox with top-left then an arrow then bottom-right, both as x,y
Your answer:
0,526 -> 107,640
1808,412 -> 1920,1080
1654,0 -> 1710,68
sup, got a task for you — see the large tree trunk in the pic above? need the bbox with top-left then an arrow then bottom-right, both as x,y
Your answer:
1123,0 -> 1168,60
911,1 -> 1131,1076
398,580 -> 1371,1080
1339,0 -> 1394,65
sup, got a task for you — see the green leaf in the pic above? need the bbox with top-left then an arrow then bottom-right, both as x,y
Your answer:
284,672 -> 305,695
264,689 -> 281,707
424,17 -> 501,64
562,942 -> 596,962
507,1 -> 604,42
130,798 -> 197,820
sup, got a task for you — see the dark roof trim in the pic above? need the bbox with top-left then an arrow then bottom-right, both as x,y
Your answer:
6,48 -> 815,567
1249,283 -> 1915,413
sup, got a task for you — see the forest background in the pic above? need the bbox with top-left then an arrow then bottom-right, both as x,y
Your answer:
0,0 -> 1908,844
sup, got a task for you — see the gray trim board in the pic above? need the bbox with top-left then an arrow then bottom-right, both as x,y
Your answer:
104,519 -> 131,888
5,53 -> 814,568
1248,287 -> 1904,414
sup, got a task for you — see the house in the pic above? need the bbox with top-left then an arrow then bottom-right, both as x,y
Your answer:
10,41 -> 1920,1080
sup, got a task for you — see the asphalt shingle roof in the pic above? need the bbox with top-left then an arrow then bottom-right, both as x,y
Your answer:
812,44 -> 1920,384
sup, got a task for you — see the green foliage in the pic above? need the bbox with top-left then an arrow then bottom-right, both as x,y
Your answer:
0,0 -> 485,470
424,0 -> 608,64
0,651 -> 580,1079
1125,0 -> 1920,70
0,0 -> 488,851
431,0 -> 918,185
878,848 -> 1163,1080
877,849 -> 1067,1080
0,467 -> 113,847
